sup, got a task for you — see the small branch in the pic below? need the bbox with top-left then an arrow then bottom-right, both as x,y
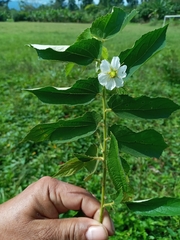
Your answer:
99,87 -> 108,223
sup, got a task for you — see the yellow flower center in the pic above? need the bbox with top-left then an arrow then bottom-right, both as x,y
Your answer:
109,70 -> 117,78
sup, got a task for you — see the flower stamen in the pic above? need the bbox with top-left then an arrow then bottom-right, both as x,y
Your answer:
109,70 -> 117,78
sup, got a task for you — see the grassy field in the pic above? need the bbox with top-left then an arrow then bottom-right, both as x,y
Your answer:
0,21 -> 180,239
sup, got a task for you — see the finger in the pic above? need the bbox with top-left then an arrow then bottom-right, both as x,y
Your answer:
30,217 -> 109,240
31,177 -> 114,235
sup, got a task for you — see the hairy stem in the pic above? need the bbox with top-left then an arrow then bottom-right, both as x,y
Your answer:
99,87 -> 108,223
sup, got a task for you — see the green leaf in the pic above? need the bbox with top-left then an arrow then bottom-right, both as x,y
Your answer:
75,144 -> 98,179
101,46 -> 109,60
27,78 -> 99,105
55,145 -> 99,178
75,154 -> 94,162
86,144 -> 97,157
65,62 -> 75,76
30,38 -> 102,66
90,7 -> 127,40
55,158 -> 84,177
84,160 -> 97,173
119,25 -> 168,79
84,162 -> 99,181
107,133 -> 129,195
110,125 -> 167,158
108,95 -> 180,119
75,144 -> 97,162
121,157 -> 130,174
114,191 -> 124,205
77,28 -> 92,41
126,197 -> 180,216
23,111 -> 100,143
121,9 -> 138,30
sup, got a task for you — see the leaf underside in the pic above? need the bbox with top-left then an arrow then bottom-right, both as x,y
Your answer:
55,145 -> 98,178
30,38 -> 102,66
127,197 -> 180,216
107,133 -> 129,195
27,78 -> 99,105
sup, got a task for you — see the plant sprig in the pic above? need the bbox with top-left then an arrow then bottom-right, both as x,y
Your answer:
25,7 -> 180,220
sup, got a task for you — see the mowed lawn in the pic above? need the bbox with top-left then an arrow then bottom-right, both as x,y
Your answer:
0,21 -> 180,239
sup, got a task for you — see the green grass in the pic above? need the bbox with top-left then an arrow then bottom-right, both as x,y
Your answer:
0,21 -> 180,239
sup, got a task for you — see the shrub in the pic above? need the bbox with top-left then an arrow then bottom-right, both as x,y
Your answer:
137,0 -> 176,22
137,2 -> 153,22
160,50 -> 180,84
0,8 -> 8,21
13,11 -> 29,21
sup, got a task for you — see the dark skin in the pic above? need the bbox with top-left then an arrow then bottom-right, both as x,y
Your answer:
0,176 -> 114,240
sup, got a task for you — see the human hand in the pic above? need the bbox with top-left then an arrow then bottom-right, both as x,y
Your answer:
0,177 -> 114,240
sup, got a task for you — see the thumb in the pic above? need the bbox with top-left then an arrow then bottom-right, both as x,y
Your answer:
32,217 -> 109,240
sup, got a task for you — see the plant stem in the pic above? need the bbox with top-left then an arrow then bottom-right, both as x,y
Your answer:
99,86 -> 108,223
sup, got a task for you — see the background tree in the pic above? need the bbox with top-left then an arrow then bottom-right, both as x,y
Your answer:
81,0 -> 93,9
109,0 -> 124,7
126,0 -> 138,7
98,0 -> 124,8
53,0 -> 67,9
0,0 -> 10,7
171,0 -> 180,14
68,0 -> 78,10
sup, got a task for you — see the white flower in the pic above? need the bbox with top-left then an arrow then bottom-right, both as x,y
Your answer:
98,56 -> 127,90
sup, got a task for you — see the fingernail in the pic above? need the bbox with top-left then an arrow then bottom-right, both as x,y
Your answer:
86,226 -> 107,240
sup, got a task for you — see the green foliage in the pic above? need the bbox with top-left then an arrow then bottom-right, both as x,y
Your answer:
107,133 -> 129,199
24,111 -> 100,143
3,0 -> 180,24
108,95 -> 180,119
137,0 -> 179,22
90,7 -> 126,40
151,0 -> 173,20
54,157 -> 85,177
27,78 -> 99,105
30,38 -> 102,65
159,49 -> 180,84
1,20 -> 180,238
119,25 -> 168,79
110,125 -> 167,158
0,7 -> 8,21
127,197 -> 180,216
10,7 -> 109,23
137,2 -> 153,22
81,0 -> 94,9
0,0 -> 10,8
55,145 -> 98,178
26,7 -> 180,222
13,10 -> 30,21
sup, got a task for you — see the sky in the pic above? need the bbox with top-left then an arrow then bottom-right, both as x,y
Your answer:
22,0 -> 51,3
9,0 -> 130,5
8,0 -> 140,10
8,0 -> 53,10
9,0 -> 53,7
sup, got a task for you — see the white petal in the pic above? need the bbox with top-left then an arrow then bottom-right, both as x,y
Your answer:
100,60 -> 111,73
105,79 -> 116,90
118,65 -> 127,78
111,56 -> 120,70
98,73 -> 109,85
114,77 -> 124,88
